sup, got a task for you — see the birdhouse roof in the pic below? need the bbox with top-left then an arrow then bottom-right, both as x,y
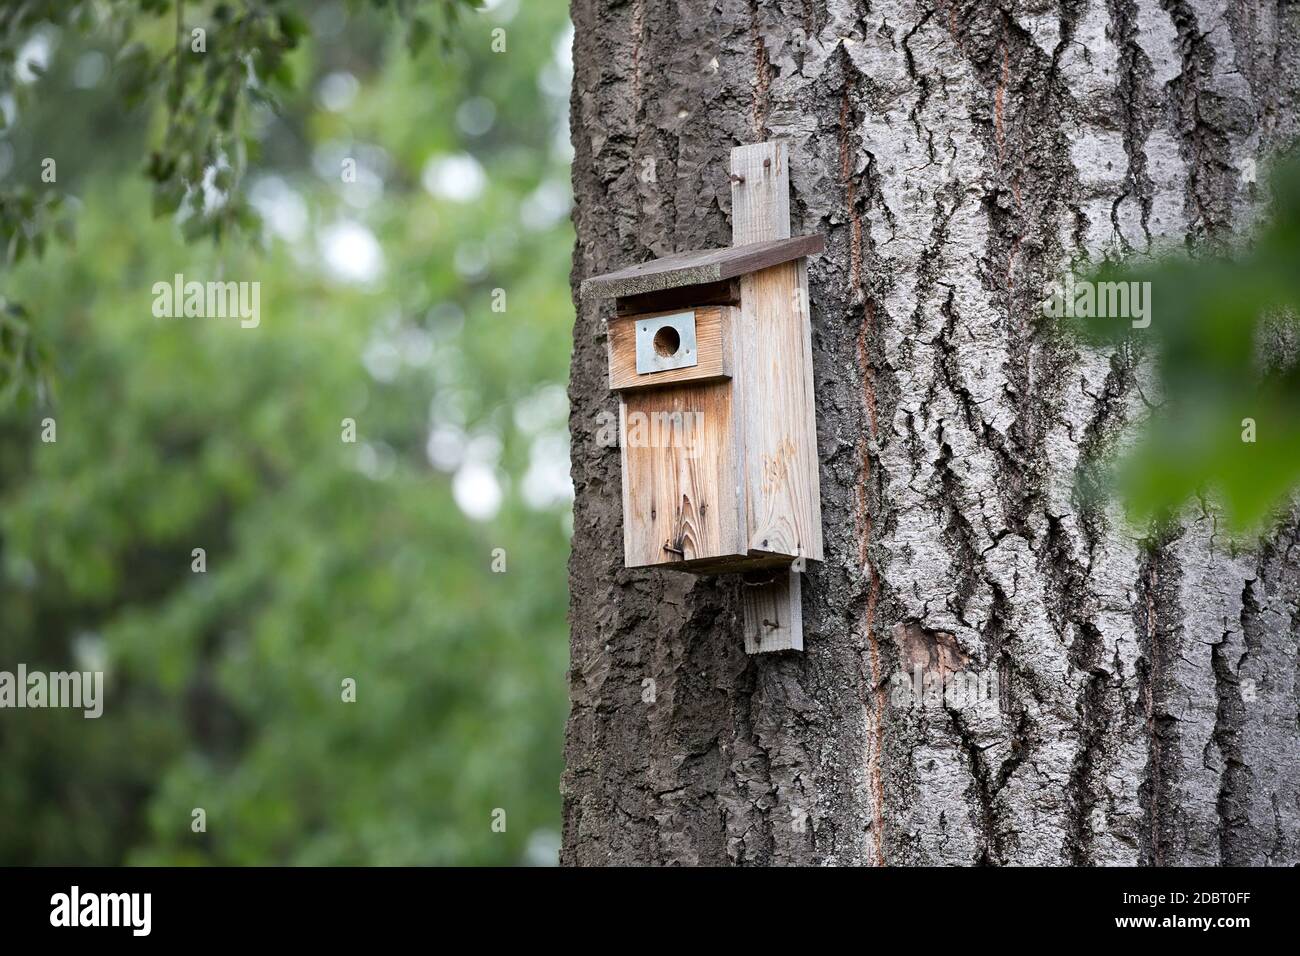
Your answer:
580,234 -> 824,300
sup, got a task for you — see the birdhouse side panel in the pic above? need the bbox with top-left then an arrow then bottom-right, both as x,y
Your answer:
736,260 -> 825,562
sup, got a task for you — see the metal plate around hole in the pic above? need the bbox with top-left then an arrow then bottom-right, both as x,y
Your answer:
635,311 -> 698,374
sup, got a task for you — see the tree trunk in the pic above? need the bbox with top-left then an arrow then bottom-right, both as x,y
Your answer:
563,0 -> 1300,865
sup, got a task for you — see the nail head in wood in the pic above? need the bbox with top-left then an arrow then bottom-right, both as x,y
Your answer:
741,567 -> 803,654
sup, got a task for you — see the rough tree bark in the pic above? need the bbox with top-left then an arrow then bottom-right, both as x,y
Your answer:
563,0 -> 1300,865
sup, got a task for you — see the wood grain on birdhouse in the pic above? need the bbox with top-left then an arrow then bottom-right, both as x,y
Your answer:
734,258 -> 823,562
607,306 -> 737,392
618,382 -> 747,569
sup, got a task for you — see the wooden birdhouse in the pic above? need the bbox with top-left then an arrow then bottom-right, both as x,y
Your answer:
580,142 -> 824,653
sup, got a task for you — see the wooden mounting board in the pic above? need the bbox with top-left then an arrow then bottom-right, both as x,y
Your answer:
742,567 -> 803,653
730,140 -> 820,654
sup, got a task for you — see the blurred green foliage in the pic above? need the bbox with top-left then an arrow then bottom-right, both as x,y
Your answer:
2,1 -> 480,255
0,0 -> 573,864
1055,155 -> 1300,534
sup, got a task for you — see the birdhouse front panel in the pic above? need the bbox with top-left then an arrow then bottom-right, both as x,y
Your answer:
618,381 -> 747,569
607,305 -> 737,392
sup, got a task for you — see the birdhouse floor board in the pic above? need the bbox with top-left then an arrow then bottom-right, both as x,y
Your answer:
628,552 -> 795,574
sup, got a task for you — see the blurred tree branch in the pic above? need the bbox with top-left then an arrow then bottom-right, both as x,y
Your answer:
0,0 -> 480,404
